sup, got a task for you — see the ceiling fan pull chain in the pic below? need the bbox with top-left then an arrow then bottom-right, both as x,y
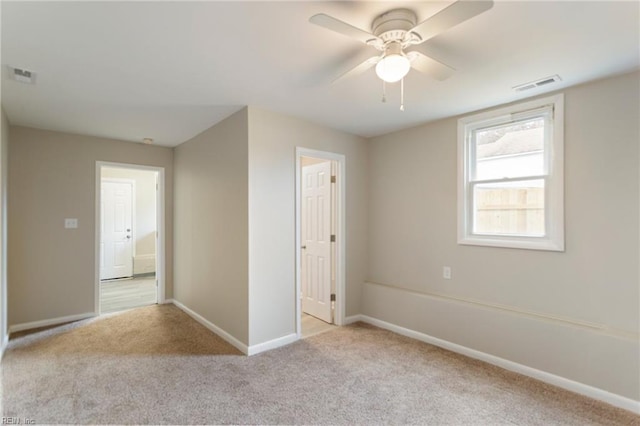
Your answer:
400,78 -> 405,111
381,80 -> 387,103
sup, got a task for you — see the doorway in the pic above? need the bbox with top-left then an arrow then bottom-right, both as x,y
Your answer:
296,148 -> 345,339
95,162 -> 165,315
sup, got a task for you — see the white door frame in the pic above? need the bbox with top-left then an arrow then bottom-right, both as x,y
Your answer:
295,147 -> 346,338
95,161 -> 166,315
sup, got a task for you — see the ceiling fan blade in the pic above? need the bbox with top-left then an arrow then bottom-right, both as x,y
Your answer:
332,56 -> 380,84
407,0 -> 494,45
310,13 -> 381,46
407,51 -> 455,81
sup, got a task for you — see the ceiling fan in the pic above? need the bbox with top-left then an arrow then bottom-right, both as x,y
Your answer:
309,1 -> 494,108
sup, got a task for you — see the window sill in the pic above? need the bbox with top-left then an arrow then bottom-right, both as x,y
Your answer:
458,235 -> 564,252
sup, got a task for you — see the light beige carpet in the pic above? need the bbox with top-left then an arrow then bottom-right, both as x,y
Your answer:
1,304 -> 638,425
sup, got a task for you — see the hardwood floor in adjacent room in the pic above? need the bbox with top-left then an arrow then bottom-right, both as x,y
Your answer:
301,313 -> 335,338
100,277 -> 157,314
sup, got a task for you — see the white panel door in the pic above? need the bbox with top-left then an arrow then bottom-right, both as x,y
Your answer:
101,181 -> 133,280
301,161 -> 332,323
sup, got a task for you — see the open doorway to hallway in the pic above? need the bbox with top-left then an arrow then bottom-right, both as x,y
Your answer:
97,163 -> 163,314
296,149 -> 345,339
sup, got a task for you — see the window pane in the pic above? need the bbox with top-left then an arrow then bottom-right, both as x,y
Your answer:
473,117 -> 545,181
473,179 -> 545,236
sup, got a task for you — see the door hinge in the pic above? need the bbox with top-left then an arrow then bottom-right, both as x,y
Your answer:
331,175 -> 336,183
330,235 -> 336,242
330,294 -> 336,302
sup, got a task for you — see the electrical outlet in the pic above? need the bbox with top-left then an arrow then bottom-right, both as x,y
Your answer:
64,218 -> 78,229
443,266 -> 452,280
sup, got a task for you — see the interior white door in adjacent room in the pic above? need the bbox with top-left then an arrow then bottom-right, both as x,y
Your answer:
301,161 -> 333,323
101,180 -> 133,280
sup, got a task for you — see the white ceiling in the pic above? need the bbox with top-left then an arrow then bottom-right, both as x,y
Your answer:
1,1 -> 638,147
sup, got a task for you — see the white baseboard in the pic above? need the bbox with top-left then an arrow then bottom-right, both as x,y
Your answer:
161,298 -> 174,305
248,333 -> 298,356
343,314 -> 363,325
358,315 -> 640,414
8,312 -> 96,334
171,300 -> 249,355
1,332 -> 8,361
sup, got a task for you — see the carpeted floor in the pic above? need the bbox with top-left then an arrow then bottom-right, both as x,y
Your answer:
1,304 -> 638,425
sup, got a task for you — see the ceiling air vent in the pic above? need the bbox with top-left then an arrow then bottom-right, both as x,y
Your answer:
513,75 -> 561,92
8,66 -> 36,84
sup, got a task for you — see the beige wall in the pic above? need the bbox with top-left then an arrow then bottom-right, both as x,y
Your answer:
172,106 -> 367,348
173,108 -> 249,344
102,167 -> 157,274
8,126 -> 174,325
364,71 -> 640,400
0,109 -> 8,352
247,107 -> 368,346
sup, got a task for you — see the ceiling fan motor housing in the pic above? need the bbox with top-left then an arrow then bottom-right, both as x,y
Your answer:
384,41 -> 404,57
372,9 -> 417,43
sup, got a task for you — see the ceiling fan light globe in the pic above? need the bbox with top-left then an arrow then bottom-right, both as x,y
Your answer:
375,54 -> 410,83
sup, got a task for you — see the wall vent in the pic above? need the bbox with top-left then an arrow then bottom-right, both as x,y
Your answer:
8,66 -> 36,84
513,75 -> 561,92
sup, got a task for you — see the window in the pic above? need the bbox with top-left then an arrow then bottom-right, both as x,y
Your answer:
457,94 -> 564,251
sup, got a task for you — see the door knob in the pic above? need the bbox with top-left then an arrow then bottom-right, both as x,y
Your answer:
301,245 -> 307,249
126,235 -> 131,239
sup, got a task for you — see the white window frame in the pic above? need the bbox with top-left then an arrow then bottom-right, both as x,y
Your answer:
457,94 -> 564,251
